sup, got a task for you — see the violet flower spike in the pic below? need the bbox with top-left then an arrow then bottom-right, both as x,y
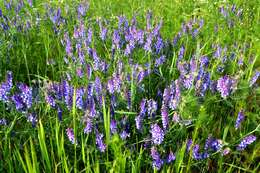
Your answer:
151,146 -> 164,170
166,151 -> 176,163
96,131 -> 106,152
249,71 -> 260,87
235,110 -> 245,130
66,128 -> 77,145
237,135 -> 256,151
150,123 -> 164,145
161,105 -> 169,130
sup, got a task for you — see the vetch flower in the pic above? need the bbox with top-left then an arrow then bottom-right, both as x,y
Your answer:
135,114 -> 143,131
151,146 -> 164,170
217,75 -> 236,98
237,135 -> 256,151
144,33 -> 153,52
76,88 -> 85,110
0,71 -> 13,103
45,95 -> 56,108
96,131 -> 106,152
150,123 -> 164,145
112,29 -> 120,50
161,105 -> 169,130
57,107 -> 62,121
110,119 -> 117,134
166,151 -> 176,163
235,110 -> 245,130
0,118 -> 7,126
155,55 -> 166,67
147,99 -> 157,117
154,36 -> 164,54
27,113 -> 38,127
120,130 -> 130,140
250,71 -> 260,87
84,117 -> 93,134
66,128 -> 77,145
177,45 -> 185,62
186,139 -> 193,152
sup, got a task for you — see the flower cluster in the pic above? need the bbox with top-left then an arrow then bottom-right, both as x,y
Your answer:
236,135 -> 257,151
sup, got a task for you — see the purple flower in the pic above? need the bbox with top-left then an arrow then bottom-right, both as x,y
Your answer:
57,107 -> 62,121
86,64 -> 92,80
222,148 -> 231,156
161,105 -> 169,130
214,45 -> 222,58
12,95 -> 24,110
150,123 -> 164,145
144,33 -> 153,52
169,80 -> 181,110
18,83 -> 33,108
76,68 -> 84,78
107,79 -> 115,94
0,71 -> 13,102
66,128 -> 77,145
192,145 -> 209,160
96,131 -> 106,152
250,71 -> 260,87
84,118 -> 93,134
162,87 -> 171,105
235,110 -> 245,130
64,33 -> 73,57
112,30 -> 120,50
45,95 -> 56,108
178,45 -> 185,62
63,80 -> 72,110
27,113 -> 37,127
107,75 -> 122,94
27,0 -> 32,7
237,135 -> 256,151
190,58 -> 197,73
196,70 -> 211,97
110,120 -> 117,134
0,118 -> 7,125
173,32 -> 181,46
151,147 -> 164,170
204,135 -> 213,150
152,20 -> 162,37
77,2 -> 89,17
120,130 -> 130,140
135,114 -> 143,131
154,36 -> 164,54
155,55 -> 166,67
137,70 -> 146,83
50,8 -> 61,24
125,89 -> 131,110
186,139 -> 193,152
100,27 -> 107,41
217,75 -> 236,98
183,74 -> 194,89
76,88 -> 85,110
210,139 -> 223,151
147,99 -> 157,116
166,151 -> 176,163
87,28 -> 92,45
200,56 -> 209,68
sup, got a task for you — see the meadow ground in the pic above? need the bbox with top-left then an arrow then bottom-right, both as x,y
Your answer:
0,0 -> 260,172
